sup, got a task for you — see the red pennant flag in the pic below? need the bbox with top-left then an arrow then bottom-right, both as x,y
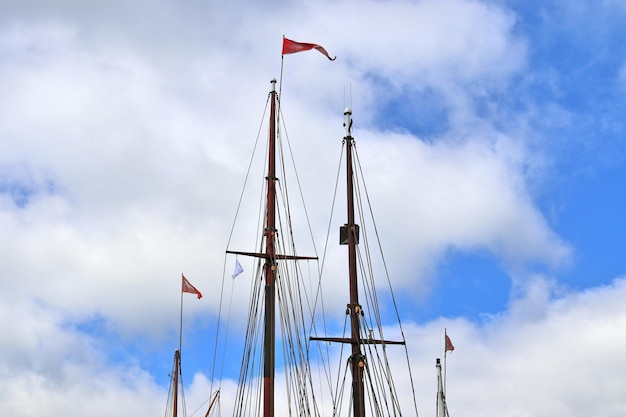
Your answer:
282,37 -> 336,61
182,274 -> 202,299
445,334 -> 455,352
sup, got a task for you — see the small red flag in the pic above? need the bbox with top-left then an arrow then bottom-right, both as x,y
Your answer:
445,334 -> 455,352
282,37 -> 336,61
182,274 -> 202,299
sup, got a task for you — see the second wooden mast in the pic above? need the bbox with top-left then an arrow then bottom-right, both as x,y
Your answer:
344,107 -> 366,417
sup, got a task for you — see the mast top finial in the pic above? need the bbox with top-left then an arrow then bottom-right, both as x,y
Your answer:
343,107 -> 353,137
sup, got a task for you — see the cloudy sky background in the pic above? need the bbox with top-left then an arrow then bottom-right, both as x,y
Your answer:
2,0 -> 626,416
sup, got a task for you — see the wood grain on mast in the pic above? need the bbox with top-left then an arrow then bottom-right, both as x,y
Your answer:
263,78 -> 278,417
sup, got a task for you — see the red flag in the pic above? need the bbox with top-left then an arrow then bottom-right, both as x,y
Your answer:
445,334 -> 455,352
282,37 -> 336,61
182,274 -> 202,299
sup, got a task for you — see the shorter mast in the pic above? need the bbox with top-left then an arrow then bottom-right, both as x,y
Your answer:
173,350 -> 181,417
165,349 -> 183,417
203,390 -> 220,417
436,358 -> 450,417
310,107 -> 405,417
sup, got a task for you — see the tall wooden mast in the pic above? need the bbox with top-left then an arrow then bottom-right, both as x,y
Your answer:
263,78 -> 278,417
226,79 -> 317,417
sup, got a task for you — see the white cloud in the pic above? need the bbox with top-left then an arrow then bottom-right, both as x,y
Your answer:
0,0 -> 559,322
3,275 -> 625,417
0,0 -> 566,340
0,299 -> 166,417
400,276 -> 626,417
348,129 -> 571,292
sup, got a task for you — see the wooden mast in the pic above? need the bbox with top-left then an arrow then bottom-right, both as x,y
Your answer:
173,350 -> 180,417
309,107 -> 405,417
203,390 -> 220,417
344,107 -> 366,417
436,358 -> 449,417
263,78 -> 278,417
226,79 -> 318,417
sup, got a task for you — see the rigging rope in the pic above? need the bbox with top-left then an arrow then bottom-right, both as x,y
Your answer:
353,146 -> 420,417
212,91 -> 273,397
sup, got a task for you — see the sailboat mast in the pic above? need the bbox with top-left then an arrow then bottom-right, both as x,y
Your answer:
263,78 -> 278,417
343,108 -> 366,417
173,350 -> 180,417
436,358 -> 449,417
227,79 -> 318,417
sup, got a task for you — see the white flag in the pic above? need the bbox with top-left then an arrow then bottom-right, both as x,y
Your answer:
232,258 -> 244,279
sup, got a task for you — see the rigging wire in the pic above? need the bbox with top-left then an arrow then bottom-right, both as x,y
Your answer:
275,110 -> 327,417
353,146 -> 420,417
212,91 -> 272,397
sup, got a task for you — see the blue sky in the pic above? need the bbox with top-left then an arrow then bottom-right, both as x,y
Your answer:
1,1 -> 626,416
425,1 -> 626,316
